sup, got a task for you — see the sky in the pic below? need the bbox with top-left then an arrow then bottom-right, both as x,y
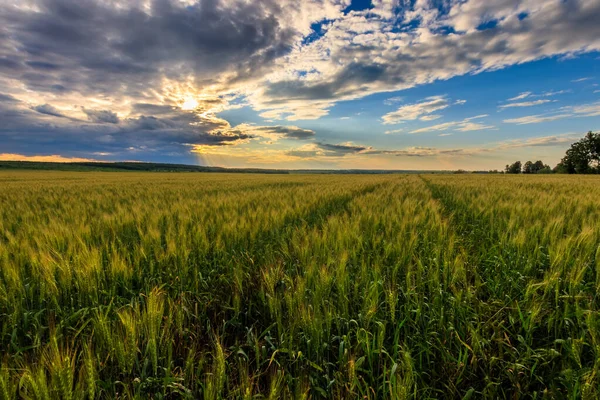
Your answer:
0,0 -> 599,170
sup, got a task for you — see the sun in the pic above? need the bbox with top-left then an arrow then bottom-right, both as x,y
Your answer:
181,97 -> 199,110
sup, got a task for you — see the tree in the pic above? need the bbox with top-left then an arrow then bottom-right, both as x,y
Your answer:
505,161 -> 522,174
523,160 -> 549,174
555,131 -> 600,174
532,160 -> 545,173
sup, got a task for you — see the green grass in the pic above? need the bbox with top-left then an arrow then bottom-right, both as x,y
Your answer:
0,171 -> 599,398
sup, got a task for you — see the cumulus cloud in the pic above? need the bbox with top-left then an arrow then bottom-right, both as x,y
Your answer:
249,0 -> 600,119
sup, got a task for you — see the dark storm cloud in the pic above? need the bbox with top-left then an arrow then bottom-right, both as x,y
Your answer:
31,103 -> 67,118
83,108 -> 120,124
0,0 -> 298,97
132,103 -> 178,116
262,63 -> 388,103
254,125 -> 316,140
0,93 -> 19,103
317,142 -> 370,155
25,61 -> 61,71
1,100 -> 251,158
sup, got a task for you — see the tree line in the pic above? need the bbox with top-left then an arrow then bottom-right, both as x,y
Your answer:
504,131 -> 600,174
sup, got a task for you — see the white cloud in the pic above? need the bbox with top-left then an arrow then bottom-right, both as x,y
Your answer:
384,96 -> 404,105
508,92 -> 532,101
541,90 -> 570,97
503,114 -> 571,125
249,0 -> 600,119
382,96 -> 451,124
503,101 -> 600,124
410,115 -> 494,134
420,114 -> 442,121
384,128 -> 404,134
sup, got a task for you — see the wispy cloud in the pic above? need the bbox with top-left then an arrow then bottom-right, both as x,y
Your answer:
382,96 -> 452,124
503,114 -> 571,125
410,115 -> 493,134
498,99 -> 554,109
384,129 -> 404,135
508,92 -> 532,101
384,97 -> 404,105
572,77 -> 593,83
505,90 -> 569,102
503,101 -> 600,124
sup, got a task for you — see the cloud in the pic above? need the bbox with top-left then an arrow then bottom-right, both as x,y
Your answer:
317,142 -> 371,155
503,101 -> 600,124
506,90 -> 569,102
410,115 -> 493,134
384,128 -> 403,134
498,99 -> 554,109
503,113 -> 572,125
420,114 -> 442,121
382,96 -> 451,124
0,153 -> 96,162
249,0 -> 600,119
495,133 -> 582,149
383,96 -> 404,105
31,103 -> 67,118
508,92 -> 532,101
83,108 -> 120,124
243,124 -> 316,140
1,97 -> 252,159
541,90 -> 570,97
1,0 -> 600,163
572,77 -> 593,83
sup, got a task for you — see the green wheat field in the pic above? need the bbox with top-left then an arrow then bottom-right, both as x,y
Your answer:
1,171 -> 600,399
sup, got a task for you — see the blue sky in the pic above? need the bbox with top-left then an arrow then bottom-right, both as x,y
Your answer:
1,0 -> 599,170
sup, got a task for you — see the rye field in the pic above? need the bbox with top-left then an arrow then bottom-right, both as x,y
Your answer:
1,171 -> 600,399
